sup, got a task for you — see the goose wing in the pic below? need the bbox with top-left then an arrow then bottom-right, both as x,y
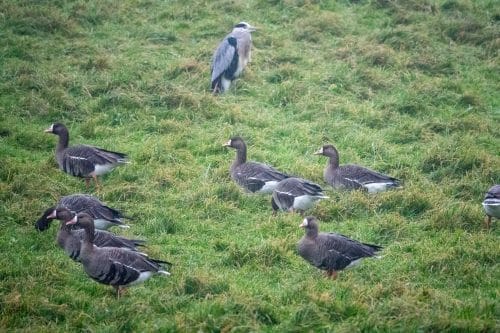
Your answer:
340,164 -> 400,185
318,233 -> 381,270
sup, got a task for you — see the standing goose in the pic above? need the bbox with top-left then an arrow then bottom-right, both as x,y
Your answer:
271,177 -> 328,214
211,22 -> 256,93
314,144 -> 401,193
64,212 -> 170,298
482,184 -> 500,229
224,137 -> 289,194
47,207 -> 145,262
45,123 -> 128,189
298,216 -> 382,279
35,194 -> 131,231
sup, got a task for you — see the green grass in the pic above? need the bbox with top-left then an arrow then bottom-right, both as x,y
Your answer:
1,0 -> 499,331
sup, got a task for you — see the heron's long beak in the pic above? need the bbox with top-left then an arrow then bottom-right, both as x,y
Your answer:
249,26 -> 257,32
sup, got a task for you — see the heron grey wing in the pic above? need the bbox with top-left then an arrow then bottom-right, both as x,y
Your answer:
211,37 -> 237,82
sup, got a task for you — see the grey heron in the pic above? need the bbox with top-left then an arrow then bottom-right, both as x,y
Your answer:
211,22 -> 256,94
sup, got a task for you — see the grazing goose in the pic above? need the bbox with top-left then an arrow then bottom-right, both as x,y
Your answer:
45,123 -> 128,189
211,22 -> 256,94
314,144 -> 401,193
271,177 -> 328,214
35,194 -> 131,231
482,184 -> 500,229
46,207 -> 145,261
64,212 -> 170,298
224,137 -> 289,194
298,216 -> 382,279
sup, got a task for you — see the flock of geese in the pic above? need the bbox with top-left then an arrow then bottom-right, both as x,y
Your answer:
35,22 -> 499,298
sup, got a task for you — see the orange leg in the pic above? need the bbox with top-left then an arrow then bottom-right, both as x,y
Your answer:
485,215 -> 492,229
92,174 -> 101,191
326,270 -> 338,280
115,286 -> 126,299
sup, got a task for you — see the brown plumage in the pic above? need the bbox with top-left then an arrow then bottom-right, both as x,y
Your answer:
314,144 -> 401,193
45,123 -> 128,189
35,194 -> 130,231
297,216 -> 382,279
64,212 -> 170,298
47,207 -> 144,262
224,137 -> 289,194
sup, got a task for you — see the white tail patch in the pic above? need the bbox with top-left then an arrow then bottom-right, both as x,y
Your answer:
93,164 -> 115,176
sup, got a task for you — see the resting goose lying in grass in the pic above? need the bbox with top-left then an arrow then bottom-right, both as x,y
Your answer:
35,194 -> 130,231
45,123 -> 128,189
314,144 -> 401,193
224,136 -> 289,194
298,216 -> 382,279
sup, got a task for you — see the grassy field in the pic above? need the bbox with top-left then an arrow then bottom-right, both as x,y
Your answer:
1,0 -> 499,331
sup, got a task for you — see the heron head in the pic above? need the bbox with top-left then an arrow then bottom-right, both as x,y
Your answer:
233,22 -> 256,32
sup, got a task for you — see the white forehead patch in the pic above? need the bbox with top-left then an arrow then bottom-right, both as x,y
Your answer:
303,218 -> 308,226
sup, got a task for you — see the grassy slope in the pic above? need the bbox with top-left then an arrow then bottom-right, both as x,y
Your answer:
0,0 -> 499,331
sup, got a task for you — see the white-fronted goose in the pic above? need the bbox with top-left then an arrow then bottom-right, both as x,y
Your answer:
64,212 -> 170,297
35,194 -> 130,231
482,184 -> 500,229
271,177 -> 328,214
314,144 -> 401,193
223,136 -> 289,194
45,123 -> 128,189
298,216 -> 382,279
47,208 -> 145,262
211,22 -> 256,93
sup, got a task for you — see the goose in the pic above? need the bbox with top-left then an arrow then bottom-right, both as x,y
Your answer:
211,22 -> 256,93
298,216 -> 382,279
35,194 -> 131,231
63,212 -> 171,298
36,193 -> 131,231
224,137 -> 289,193
47,207 -> 145,261
482,184 -> 500,229
314,144 -> 401,193
45,123 -> 128,189
271,177 -> 328,214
